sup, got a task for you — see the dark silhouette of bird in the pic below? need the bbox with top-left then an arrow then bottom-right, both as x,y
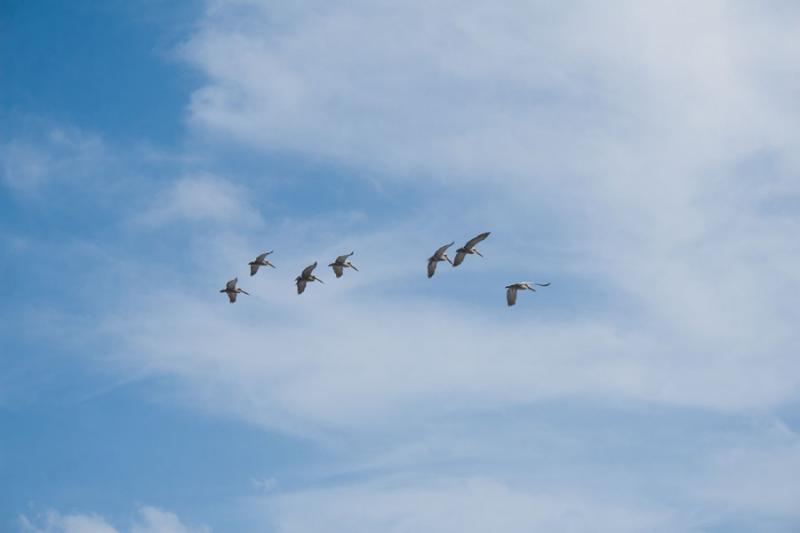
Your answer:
427,242 -> 454,278
249,251 -> 276,276
295,262 -> 324,294
453,232 -> 490,267
505,281 -> 550,306
220,278 -> 249,303
329,252 -> 359,278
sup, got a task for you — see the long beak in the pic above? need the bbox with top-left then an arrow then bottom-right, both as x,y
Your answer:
527,287 -> 536,291
474,249 -> 483,257
267,262 -> 276,268
316,277 -> 324,284
350,264 -> 359,271
445,255 -> 453,265
240,289 -> 250,295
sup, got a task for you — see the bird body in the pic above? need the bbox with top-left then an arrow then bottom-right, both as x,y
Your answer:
220,277 -> 250,303
453,232 -> 490,267
427,241 -> 455,278
505,281 -> 550,306
249,251 -> 276,276
296,262 -> 324,294
328,252 -> 359,278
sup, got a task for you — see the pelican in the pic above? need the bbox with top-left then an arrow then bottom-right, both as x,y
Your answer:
249,251 -> 276,276
295,262 -> 324,294
329,252 -> 359,278
453,232 -> 491,267
505,281 -> 550,307
220,277 -> 249,303
427,241 -> 454,278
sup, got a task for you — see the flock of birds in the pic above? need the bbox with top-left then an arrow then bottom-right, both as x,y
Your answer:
220,231 -> 550,307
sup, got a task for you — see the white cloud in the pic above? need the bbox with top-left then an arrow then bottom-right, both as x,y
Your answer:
136,173 -> 263,227
0,128 -> 108,192
157,0 -> 800,428
695,442 -> 800,517
256,477 -> 685,533
20,507 -> 209,533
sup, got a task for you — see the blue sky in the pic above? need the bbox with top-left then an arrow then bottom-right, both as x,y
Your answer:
2,1 -> 800,532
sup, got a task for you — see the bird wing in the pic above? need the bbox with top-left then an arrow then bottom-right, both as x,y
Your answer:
226,278 -> 237,291
433,241 -> 454,259
256,252 -> 269,262
506,286 -> 517,306
335,252 -> 354,264
332,264 -> 344,278
228,291 -> 237,303
464,231 -> 490,250
250,263 -> 259,276
296,279 -> 307,294
453,250 -> 466,266
301,262 -> 317,278
535,282 -> 551,287
427,259 -> 438,278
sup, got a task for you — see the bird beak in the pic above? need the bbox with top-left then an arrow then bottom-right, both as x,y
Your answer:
268,262 -> 276,268
445,255 -> 453,265
350,264 -> 359,271
241,289 -> 250,295
316,278 -> 324,284
474,249 -> 483,257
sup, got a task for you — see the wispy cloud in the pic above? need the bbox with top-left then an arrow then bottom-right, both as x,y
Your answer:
135,173 -> 264,227
257,477 -> 685,533
20,507 -> 208,533
0,128 -> 108,193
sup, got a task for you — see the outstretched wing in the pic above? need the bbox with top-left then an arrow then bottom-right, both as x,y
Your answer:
225,278 -> 237,291
335,252 -> 354,264
433,241 -> 454,259
228,291 -> 237,303
535,282 -> 550,287
296,279 -> 307,294
506,286 -> 517,306
256,252 -> 270,262
427,259 -> 438,278
464,231 -> 490,250
301,262 -> 317,278
453,250 -> 467,266
250,263 -> 259,276
332,264 -> 344,278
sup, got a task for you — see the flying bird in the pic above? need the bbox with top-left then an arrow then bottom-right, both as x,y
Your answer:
427,241 -> 454,278
453,232 -> 491,267
220,277 -> 249,303
295,262 -> 324,294
505,281 -> 550,307
329,252 -> 359,278
249,251 -> 276,276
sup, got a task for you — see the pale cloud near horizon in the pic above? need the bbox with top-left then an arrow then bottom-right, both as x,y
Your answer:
20,507 -> 208,533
